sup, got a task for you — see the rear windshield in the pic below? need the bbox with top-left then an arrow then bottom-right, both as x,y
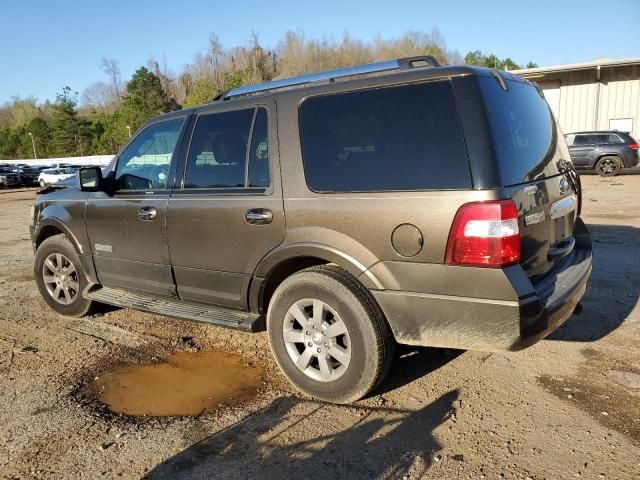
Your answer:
479,77 -> 560,185
299,80 -> 471,192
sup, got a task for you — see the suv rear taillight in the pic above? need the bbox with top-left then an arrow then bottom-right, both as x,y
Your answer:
445,200 -> 520,268
628,143 -> 638,151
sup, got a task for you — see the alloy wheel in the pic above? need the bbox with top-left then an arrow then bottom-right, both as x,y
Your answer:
42,253 -> 80,305
282,298 -> 351,382
598,158 -> 617,175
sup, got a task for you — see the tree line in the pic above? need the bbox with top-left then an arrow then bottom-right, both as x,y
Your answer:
0,30 -> 537,160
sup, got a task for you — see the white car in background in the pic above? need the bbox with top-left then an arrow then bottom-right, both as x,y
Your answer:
37,168 -> 77,187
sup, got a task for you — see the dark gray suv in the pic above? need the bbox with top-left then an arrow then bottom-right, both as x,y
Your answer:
30,57 -> 592,403
565,131 -> 639,176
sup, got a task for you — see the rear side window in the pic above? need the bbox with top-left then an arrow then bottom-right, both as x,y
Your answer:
248,108 -> 270,187
184,107 -> 270,189
299,80 -> 471,192
479,77 -> 558,185
184,109 -> 253,188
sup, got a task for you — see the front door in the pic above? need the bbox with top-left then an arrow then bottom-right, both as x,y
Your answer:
85,117 -> 187,296
166,101 -> 285,308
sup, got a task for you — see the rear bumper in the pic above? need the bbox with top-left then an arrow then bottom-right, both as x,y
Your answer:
371,220 -> 592,351
624,152 -> 640,168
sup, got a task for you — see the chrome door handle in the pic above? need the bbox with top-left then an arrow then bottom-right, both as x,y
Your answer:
245,208 -> 273,225
137,206 -> 157,221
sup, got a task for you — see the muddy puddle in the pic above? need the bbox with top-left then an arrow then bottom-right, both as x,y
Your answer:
93,350 -> 265,417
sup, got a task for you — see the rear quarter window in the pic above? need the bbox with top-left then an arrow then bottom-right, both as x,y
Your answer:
605,133 -> 623,143
479,77 -> 559,185
299,80 -> 471,192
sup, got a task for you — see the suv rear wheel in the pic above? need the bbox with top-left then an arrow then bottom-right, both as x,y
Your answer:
267,265 -> 394,403
595,156 -> 621,177
34,234 -> 93,317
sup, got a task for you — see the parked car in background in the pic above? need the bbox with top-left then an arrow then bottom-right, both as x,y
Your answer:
565,131 -> 639,176
20,165 -> 49,186
37,168 -> 77,187
6,164 -> 48,186
0,165 -> 22,187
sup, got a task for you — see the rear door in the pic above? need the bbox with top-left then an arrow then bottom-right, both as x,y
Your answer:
166,100 -> 285,309
478,76 -> 580,280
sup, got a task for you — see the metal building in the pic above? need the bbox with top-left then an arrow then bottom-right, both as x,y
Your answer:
512,57 -> 640,140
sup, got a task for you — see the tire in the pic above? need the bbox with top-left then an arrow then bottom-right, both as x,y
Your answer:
34,234 -> 94,317
267,265 -> 395,404
595,156 -> 621,177
39,179 -> 46,187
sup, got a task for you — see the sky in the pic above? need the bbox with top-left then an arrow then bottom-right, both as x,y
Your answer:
1,0 -> 639,105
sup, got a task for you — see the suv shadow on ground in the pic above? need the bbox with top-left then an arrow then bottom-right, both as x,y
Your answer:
146,390 -> 459,479
547,224 -> 639,342
373,346 -> 463,397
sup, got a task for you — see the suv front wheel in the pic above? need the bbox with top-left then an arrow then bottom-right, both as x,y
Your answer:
267,265 -> 394,403
34,234 -> 94,317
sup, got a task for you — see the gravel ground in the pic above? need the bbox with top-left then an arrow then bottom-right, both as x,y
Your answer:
0,176 -> 639,479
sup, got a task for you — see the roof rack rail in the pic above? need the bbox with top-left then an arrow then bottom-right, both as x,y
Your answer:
221,56 -> 441,100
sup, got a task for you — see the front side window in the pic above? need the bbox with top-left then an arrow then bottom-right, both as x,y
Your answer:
299,81 -> 471,192
115,119 -> 184,191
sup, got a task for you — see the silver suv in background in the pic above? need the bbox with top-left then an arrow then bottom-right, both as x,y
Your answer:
565,131 -> 639,176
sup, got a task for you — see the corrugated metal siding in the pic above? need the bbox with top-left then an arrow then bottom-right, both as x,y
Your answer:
557,71 -> 598,134
548,66 -> 640,140
598,66 -> 640,139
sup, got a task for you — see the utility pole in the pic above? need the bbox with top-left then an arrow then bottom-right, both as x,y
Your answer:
126,125 -> 131,138
28,132 -> 37,160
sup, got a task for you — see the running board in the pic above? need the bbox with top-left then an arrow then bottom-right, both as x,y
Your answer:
85,287 -> 264,332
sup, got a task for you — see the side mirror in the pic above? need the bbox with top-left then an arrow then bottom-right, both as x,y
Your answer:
77,167 -> 103,192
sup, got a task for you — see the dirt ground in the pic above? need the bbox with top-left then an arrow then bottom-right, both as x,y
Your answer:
0,175 -> 639,480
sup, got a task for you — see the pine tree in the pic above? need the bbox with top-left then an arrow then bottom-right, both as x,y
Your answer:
49,87 -> 79,156
120,67 -> 172,131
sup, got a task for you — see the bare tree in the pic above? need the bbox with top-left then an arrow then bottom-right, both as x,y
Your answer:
182,28 -> 454,97
208,34 -> 224,90
81,81 -> 117,113
101,58 -> 122,104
